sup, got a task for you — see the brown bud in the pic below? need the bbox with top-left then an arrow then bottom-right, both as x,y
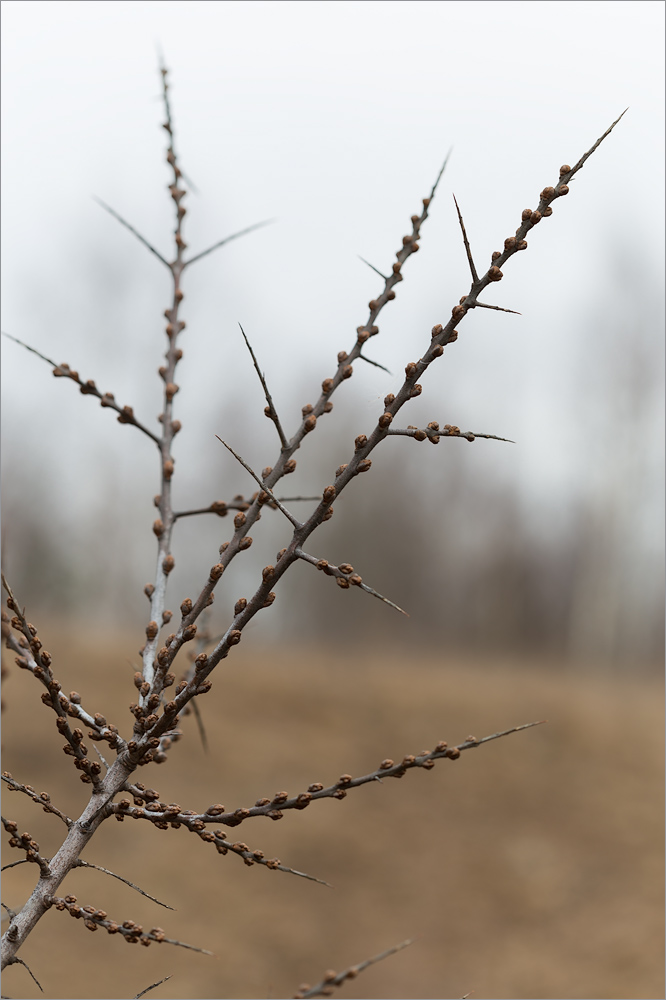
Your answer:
162,555 -> 175,575
341,365 -> 353,380
357,459 -> 372,473
303,414 -> 317,433
234,512 -> 246,529
276,548 -> 287,561
378,412 -> 393,428
262,566 -> 275,583
234,598 -> 247,616
321,378 -> 334,394
322,485 -> 336,503
504,237 -> 517,251
543,206 -> 553,217
491,251 -> 501,261
431,323 -> 443,338
487,266 -> 503,282
335,464 -> 348,478
165,383 -> 179,400
261,466 -> 272,480
152,519 -> 164,537
171,420 -> 181,435
163,459 -> 174,480
405,362 -> 418,378
540,186 -> 555,201
445,747 -> 461,760
180,598 -> 192,616
530,210 -> 542,224
146,621 -> 159,640
339,563 -> 353,575
384,393 -> 395,407
558,184 -> 569,196
355,434 -> 368,451
263,592 -> 276,608
209,563 -> 224,581
521,208 -> 532,220
337,350 -> 348,363
368,299 -> 379,310
238,536 -> 253,549
431,345 -> 444,358
386,290 -> 395,300
452,304 -> 465,320
410,384 -> 422,398
284,459 -> 297,474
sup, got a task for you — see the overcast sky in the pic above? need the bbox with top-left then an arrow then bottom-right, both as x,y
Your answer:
1,1 -> 664,615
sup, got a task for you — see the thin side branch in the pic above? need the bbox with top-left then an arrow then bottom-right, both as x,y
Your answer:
216,438 -> 303,529
357,255 -> 388,280
358,353 -> 392,374
238,324 -> 288,449
92,197 -> 170,268
134,977 -> 172,1000
1,775 -> 72,829
5,956 -> 43,994
184,219 -> 276,268
0,334 -> 161,446
295,549 -> 409,616
294,939 -> 413,999
73,861 -> 175,910
453,194 -> 479,284
46,896 -> 212,954
387,423 -> 514,444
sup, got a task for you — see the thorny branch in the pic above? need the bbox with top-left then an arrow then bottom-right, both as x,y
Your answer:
0,333 -> 161,446
293,939 -> 413,999
0,55 -> 624,990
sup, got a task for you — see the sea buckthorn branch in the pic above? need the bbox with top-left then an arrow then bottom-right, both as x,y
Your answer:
71,859 -> 175,910
2,817 -> 51,878
136,112 -> 623,743
43,894 -> 212,954
162,152 -> 452,627
386,423 -> 514,444
293,938 -> 413,999
2,953 -> 43,994
114,722 -> 544,835
106,799 -> 330,886
1,774 -> 72,829
0,332 -> 161,446
294,549 -> 409,616
1,576 -> 111,788
135,975 -> 172,999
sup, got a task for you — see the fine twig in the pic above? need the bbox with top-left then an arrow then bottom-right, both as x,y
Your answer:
386,423 -> 514,445
238,323 -> 289,449
92,197 -> 170,268
452,194 -> 479,284
294,939 -> 413,998
134,976 -> 172,1000
0,333 -> 161,446
1,774 -> 72,829
73,861 -> 175,910
295,549 -> 409,616
46,896 -> 213,954
5,956 -> 43,994
215,437 -> 303,529
183,219 -> 276,268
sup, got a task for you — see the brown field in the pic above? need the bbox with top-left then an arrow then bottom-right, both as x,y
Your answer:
1,629 -> 663,1000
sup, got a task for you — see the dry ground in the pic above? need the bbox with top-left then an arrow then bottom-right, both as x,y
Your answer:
1,628 -> 663,1000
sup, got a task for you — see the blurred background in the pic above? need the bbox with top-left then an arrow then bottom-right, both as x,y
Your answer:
1,2 -> 663,998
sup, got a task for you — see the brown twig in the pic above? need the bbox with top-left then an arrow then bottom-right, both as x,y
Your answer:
1,774 -> 72,829
134,976 -> 172,1000
72,860 -> 175,910
294,939 -> 413,998
45,895 -> 212,954
295,549 -> 409,616
0,333 -> 161,446
386,423 -> 514,444
238,323 -> 289,449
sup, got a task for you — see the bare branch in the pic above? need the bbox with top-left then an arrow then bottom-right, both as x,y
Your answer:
453,193 -> 479,284
358,353 -> 392,374
184,219 -> 276,268
295,549 -> 409,616
92,197 -> 170,268
134,976 -> 172,1000
5,956 -> 43,994
1,774 -> 72,829
357,255 -> 388,280
1,332 -> 161,446
294,939 -> 413,998
473,301 -> 521,315
46,896 -> 213,954
215,437 -> 303,529
238,323 -> 288,449
386,423 -> 514,445
73,861 -> 175,910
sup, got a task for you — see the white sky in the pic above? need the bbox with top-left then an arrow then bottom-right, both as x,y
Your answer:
1,0 -> 664,593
